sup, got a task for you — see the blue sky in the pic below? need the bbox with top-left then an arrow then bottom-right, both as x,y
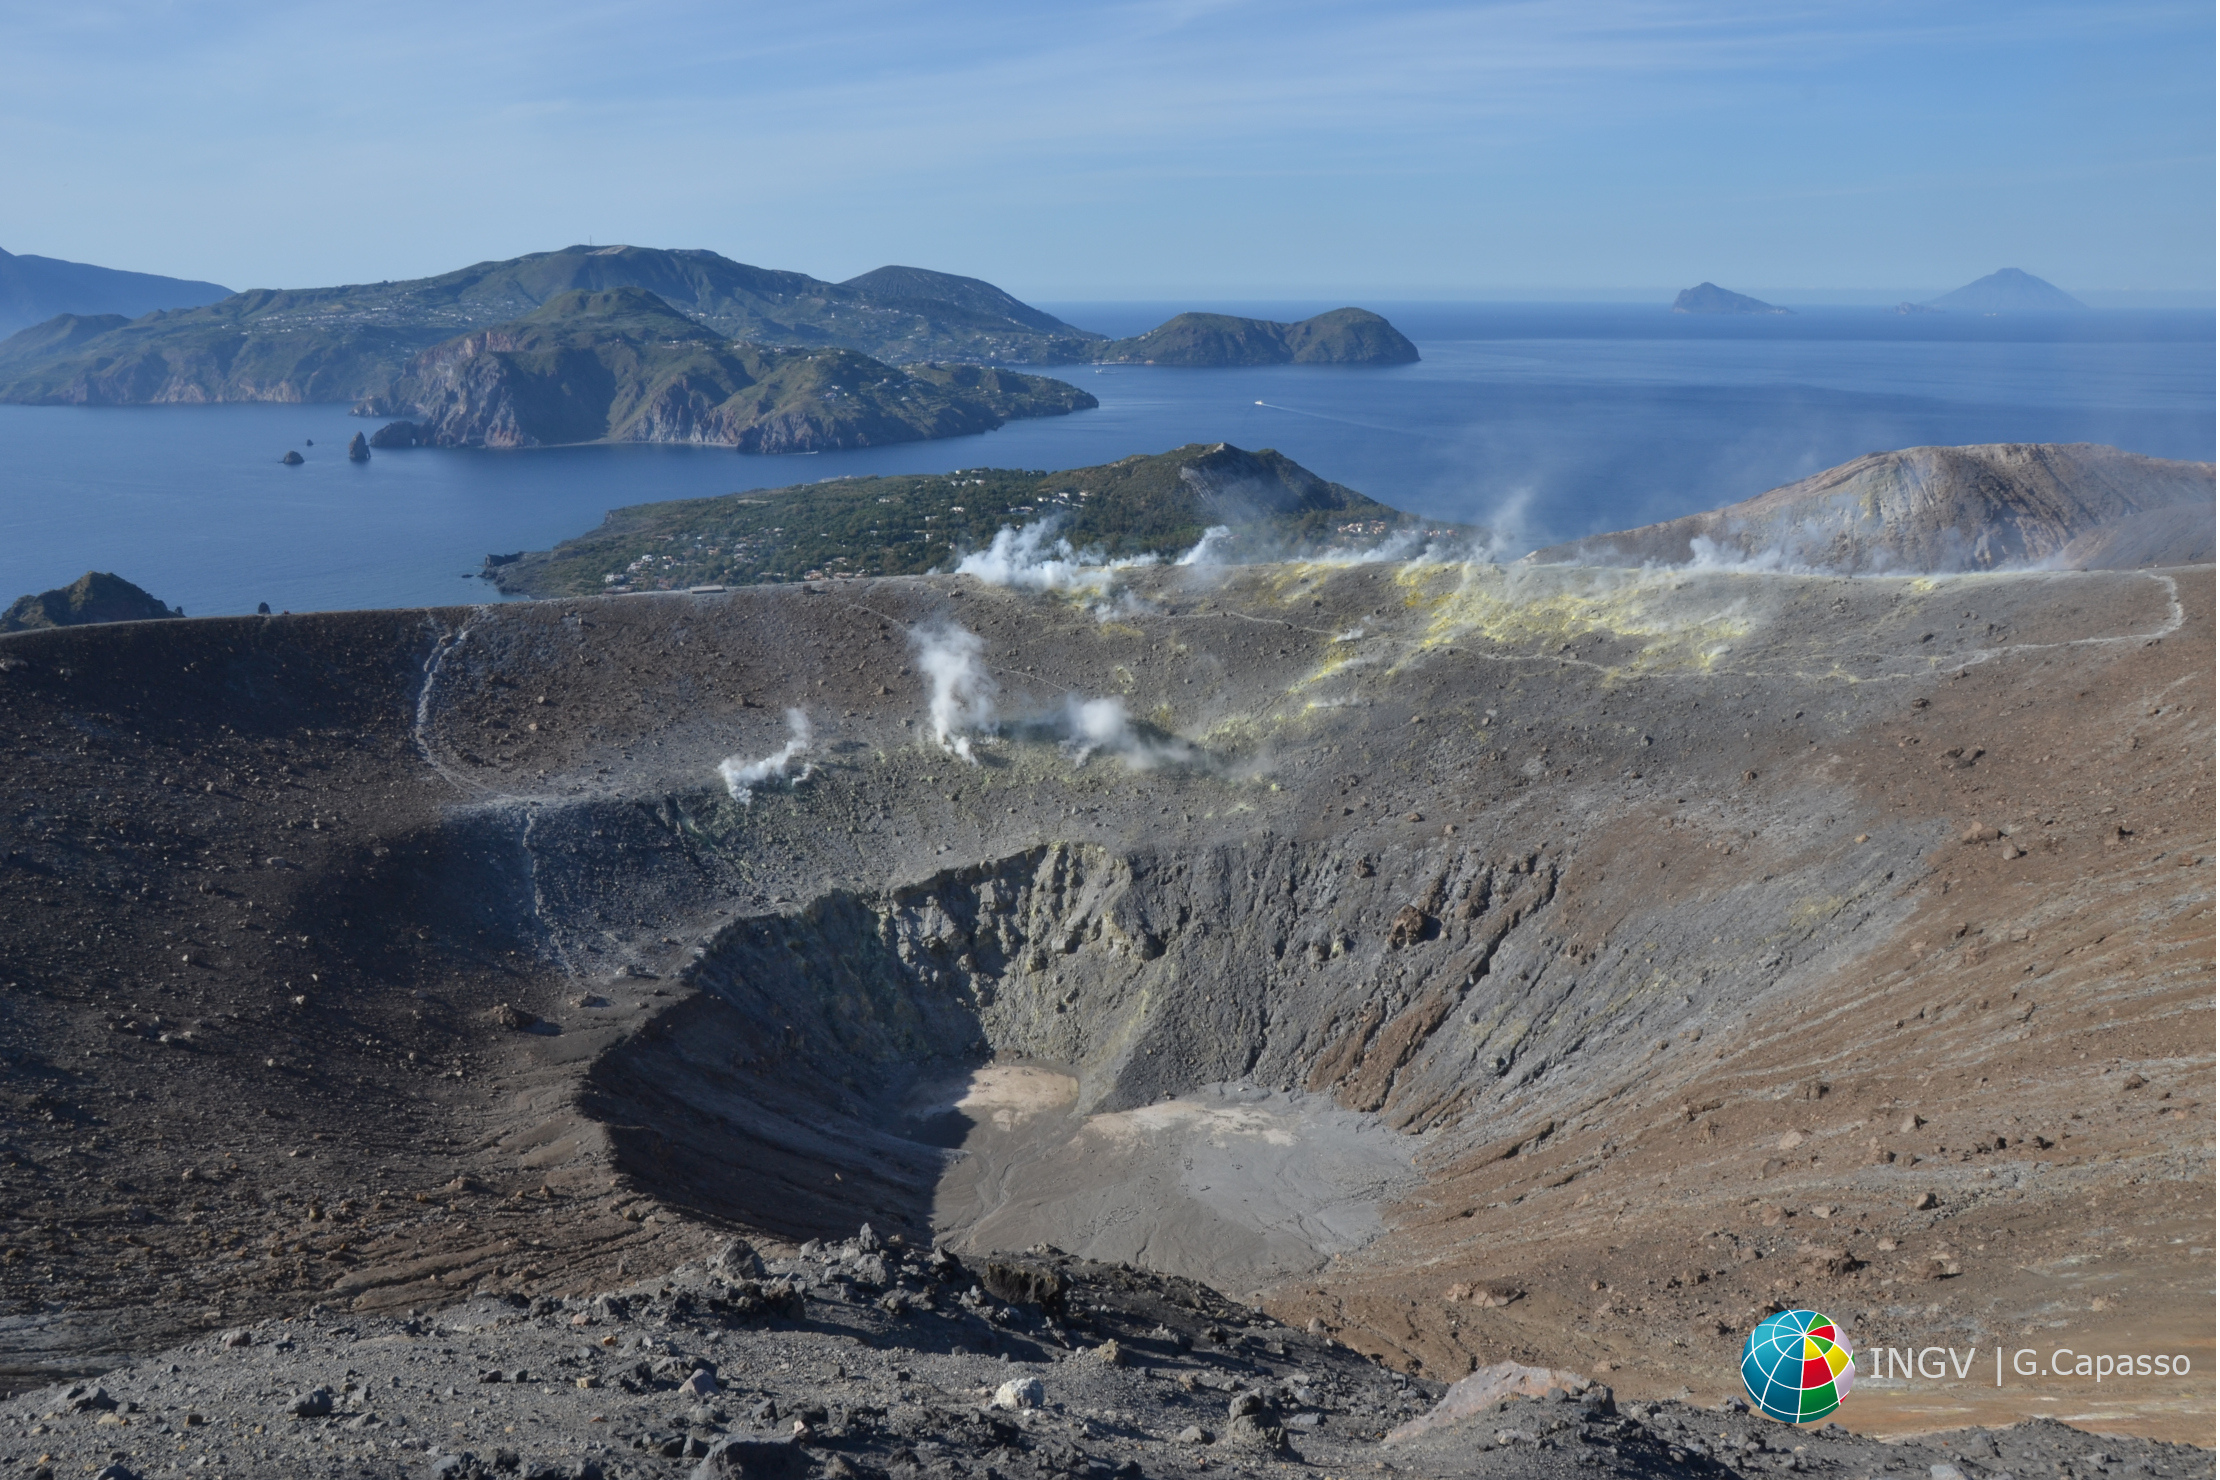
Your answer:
0,0 -> 2210,298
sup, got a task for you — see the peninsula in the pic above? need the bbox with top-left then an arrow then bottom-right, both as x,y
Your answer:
489,441 -> 1446,595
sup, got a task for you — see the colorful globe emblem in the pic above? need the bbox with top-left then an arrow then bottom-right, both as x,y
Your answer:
1741,1309 -> 1854,1423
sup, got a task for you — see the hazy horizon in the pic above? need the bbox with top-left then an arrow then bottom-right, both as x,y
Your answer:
3,1 -> 2208,300
5,237 -> 2212,313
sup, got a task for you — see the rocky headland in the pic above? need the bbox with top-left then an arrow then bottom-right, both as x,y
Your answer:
351,289 -> 1095,454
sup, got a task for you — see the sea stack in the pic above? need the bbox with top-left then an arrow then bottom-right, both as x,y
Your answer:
346,432 -> 371,462
280,449 -> 304,465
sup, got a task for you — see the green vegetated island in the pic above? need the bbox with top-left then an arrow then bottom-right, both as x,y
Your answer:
1091,308 -> 1419,365
489,442 -> 1463,597
0,245 -> 1420,453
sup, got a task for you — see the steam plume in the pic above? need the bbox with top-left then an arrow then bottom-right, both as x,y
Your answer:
913,623 -> 997,762
717,708 -> 813,802
953,521 -> 1164,618
1048,694 -> 1197,770
956,523 -> 1119,594
1174,525 -> 1235,567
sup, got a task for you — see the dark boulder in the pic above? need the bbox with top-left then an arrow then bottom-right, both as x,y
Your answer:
692,1439 -> 807,1480
981,1259 -> 1067,1313
280,449 -> 304,465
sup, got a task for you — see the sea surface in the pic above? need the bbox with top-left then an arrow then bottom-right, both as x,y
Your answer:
0,304 -> 2208,618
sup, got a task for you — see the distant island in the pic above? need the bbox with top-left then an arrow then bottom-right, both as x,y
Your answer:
1090,309 -> 1419,366
355,288 -> 1094,453
490,442 -> 1458,596
0,245 -> 229,338
1,571 -> 182,632
1671,283 -> 1790,315
1920,268 -> 2085,313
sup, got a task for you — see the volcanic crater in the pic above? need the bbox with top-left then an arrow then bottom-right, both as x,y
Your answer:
0,555 -> 2211,1465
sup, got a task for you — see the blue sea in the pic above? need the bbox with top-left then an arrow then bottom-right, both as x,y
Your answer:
0,303 -> 2208,618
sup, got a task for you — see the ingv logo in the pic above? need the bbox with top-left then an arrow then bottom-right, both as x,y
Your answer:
1862,1348 -> 1981,1381
1859,1348 -> 2195,1384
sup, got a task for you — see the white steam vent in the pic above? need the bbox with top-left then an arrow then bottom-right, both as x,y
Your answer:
1050,694 -> 1196,770
912,623 -> 997,763
717,708 -> 814,802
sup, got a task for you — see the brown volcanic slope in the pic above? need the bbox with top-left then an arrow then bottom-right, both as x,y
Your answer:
1527,443 -> 2214,573
0,559 -> 2210,1442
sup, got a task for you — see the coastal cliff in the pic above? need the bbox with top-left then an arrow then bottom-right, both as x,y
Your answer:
358,288 -> 1095,453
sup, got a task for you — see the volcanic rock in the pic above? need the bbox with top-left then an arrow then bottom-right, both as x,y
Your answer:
1386,1361 -> 1601,1442
1526,442 -> 2213,572
992,1376 -> 1044,1410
